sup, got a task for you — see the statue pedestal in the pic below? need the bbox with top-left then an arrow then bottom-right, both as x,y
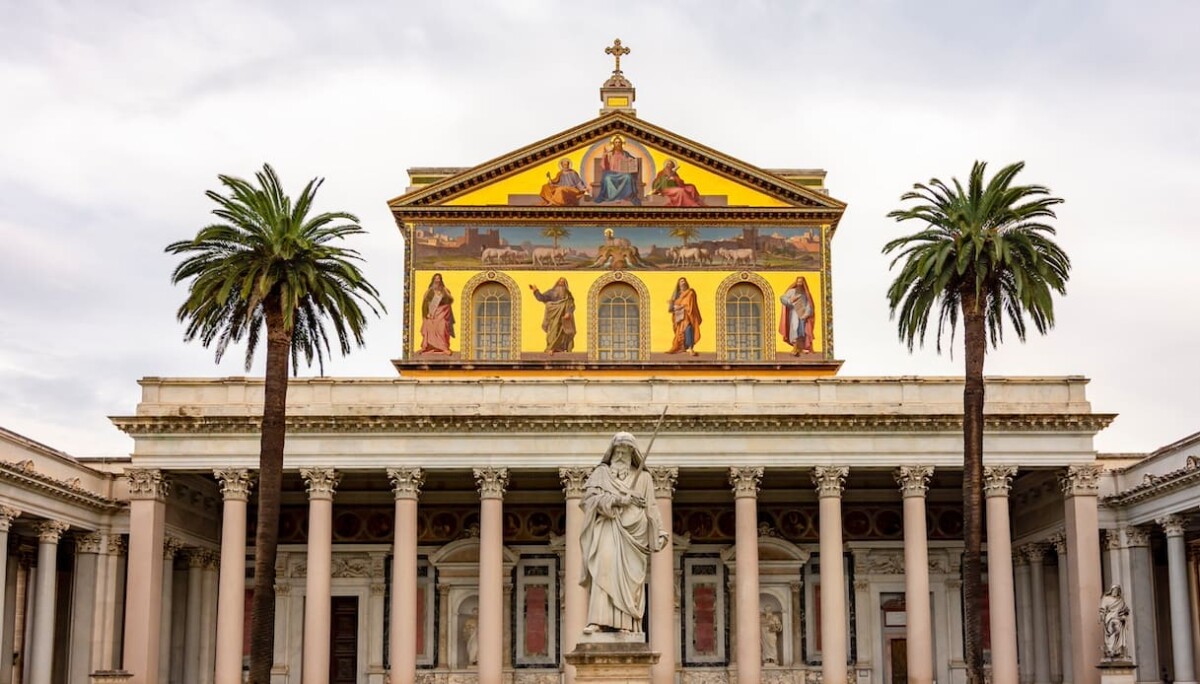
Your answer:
1098,660 -> 1137,684
565,632 -> 660,684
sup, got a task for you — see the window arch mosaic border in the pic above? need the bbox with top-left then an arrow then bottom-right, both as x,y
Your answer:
586,271 -> 650,361
460,270 -> 522,360
715,272 -> 776,360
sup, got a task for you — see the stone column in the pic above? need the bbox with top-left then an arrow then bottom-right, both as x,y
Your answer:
1123,526 -> 1158,684
896,466 -> 935,684
1050,533 -> 1072,684
559,466 -> 591,683
474,467 -> 509,684
1159,515 -> 1197,684
813,466 -> 849,684
213,469 -> 253,684
0,506 -> 18,680
124,468 -> 170,684
301,467 -> 340,684
1026,544 -> 1051,684
184,549 -> 206,684
29,520 -> 68,684
731,466 -> 764,683
95,534 -> 127,672
1014,550 -> 1032,684
1060,465 -> 1103,684
1190,545 -> 1200,680
200,552 -> 220,684
70,531 -> 104,684
650,466 -> 679,684
387,467 -> 424,684
158,536 -> 184,684
984,465 -> 1019,684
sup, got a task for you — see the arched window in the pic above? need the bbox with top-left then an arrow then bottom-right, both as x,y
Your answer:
472,282 -> 512,360
596,282 -> 641,361
723,283 -> 765,360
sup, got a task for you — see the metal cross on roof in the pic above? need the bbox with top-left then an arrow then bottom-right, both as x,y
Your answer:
605,38 -> 630,74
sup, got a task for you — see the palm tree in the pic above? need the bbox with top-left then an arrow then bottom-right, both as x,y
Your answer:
669,225 -> 699,246
542,224 -> 570,249
166,164 -> 383,684
883,161 -> 1069,684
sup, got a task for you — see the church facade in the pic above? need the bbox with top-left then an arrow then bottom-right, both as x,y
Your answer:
0,49 -> 1197,684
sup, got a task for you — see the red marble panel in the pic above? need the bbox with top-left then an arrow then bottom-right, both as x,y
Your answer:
693,584 -> 716,655
525,585 -> 548,655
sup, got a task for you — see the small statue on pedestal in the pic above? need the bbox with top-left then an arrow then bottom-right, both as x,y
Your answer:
1099,585 -> 1130,661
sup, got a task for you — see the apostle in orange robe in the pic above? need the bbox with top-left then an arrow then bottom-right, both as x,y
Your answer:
667,277 -> 702,355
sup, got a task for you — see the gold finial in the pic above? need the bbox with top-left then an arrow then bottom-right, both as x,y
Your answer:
605,38 -> 630,74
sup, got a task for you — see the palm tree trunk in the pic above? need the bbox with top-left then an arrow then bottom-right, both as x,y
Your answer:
961,292 -> 987,684
248,300 -> 291,684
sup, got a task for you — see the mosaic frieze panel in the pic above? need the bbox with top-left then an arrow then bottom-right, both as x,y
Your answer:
277,505 -> 567,544
672,503 -> 964,542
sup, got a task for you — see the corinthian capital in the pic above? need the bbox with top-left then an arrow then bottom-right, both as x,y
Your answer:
387,468 -> 425,500
812,466 -> 848,498
983,465 -> 1018,497
895,465 -> 934,497
559,467 -> 592,499
1158,514 -> 1188,538
649,467 -> 679,498
1122,526 -> 1151,548
474,467 -> 509,500
36,520 -> 69,544
300,468 -> 340,500
126,469 -> 170,500
214,469 -> 255,502
1059,464 -> 1102,497
729,467 -> 764,498
76,531 -> 105,554
0,505 -> 20,532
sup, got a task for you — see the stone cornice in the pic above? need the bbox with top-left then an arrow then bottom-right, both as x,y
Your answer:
0,462 -> 123,511
111,413 -> 1115,436
1102,457 -> 1200,508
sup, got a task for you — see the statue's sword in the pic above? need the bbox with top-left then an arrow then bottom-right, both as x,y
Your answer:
643,405 -> 669,459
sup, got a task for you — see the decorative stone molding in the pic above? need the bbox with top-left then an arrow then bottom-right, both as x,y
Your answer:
107,534 -> 126,556
1158,514 -> 1188,538
895,465 -> 934,497
559,467 -> 592,499
945,578 -> 963,590
275,583 -> 291,596
983,465 -> 1018,497
36,520 -> 69,543
76,531 -> 105,554
1122,526 -> 1151,548
1059,464 -> 1102,497
729,466 -> 764,498
163,535 -> 185,560
513,673 -> 561,684
370,581 -> 386,596
1048,532 -> 1068,555
1024,543 -> 1047,564
387,467 -> 425,500
126,468 -> 170,500
865,550 -> 905,575
812,465 -> 848,497
0,505 -> 20,531
213,469 -> 254,502
331,556 -> 372,578
300,468 -> 340,500
682,670 -> 731,684
1103,530 -> 1122,552
186,548 -> 209,569
473,467 -> 509,500
649,466 -> 679,498
0,463 -> 120,511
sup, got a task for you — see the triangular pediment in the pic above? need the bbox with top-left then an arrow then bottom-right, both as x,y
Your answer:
389,113 -> 846,214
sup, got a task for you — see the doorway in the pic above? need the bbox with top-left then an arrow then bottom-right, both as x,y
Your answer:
330,596 -> 359,684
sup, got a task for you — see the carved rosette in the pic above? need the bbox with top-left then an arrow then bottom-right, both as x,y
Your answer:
729,466 -> 763,499
1059,464 -> 1102,497
649,466 -> 679,498
895,465 -> 934,498
76,531 -> 105,554
300,468 -> 340,501
36,520 -> 69,544
1024,543 -> 1047,564
126,468 -> 170,501
163,535 -> 185,560
983,465 -> 1018,497
812,465 -> 848,498
473,467 -> 509,500
1048,532 -> 1068,556
387,468 -> 425,501
1158,514 -> 1187,538
1123,526 -> 1151,548
0,505 -> 20,532
559,467 -> 591,499
213,469 -> 254,502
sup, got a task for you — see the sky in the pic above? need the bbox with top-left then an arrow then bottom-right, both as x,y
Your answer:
1,1 -> 1197,458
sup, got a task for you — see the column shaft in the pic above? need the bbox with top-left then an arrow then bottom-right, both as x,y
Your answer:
72,533 -> 104,684
985,466 -> 1019,684
1061,466 -> 1102,684
732,467 -> 763,683
1052,536 -> 1072,684
301,468 -> 339,684
1028,548 -> 1051,684
214,470 -> 253,684
29,521 -> 68,684
1014,555 -> 1032,684
184,552 -> 205,684
388,468 -> 424,684
1161,516 -> 1197,684
814,466 -> 848,684
1124,528 -> 1157,684
474,468 -> 508,684
200,556 -> 219,684
898,466 -> 934,684
650,467 -> 678,684
158,539 -> 183,684
124,469 -> 169,684
0,507 -> 18,684
560,467 -> 590,684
